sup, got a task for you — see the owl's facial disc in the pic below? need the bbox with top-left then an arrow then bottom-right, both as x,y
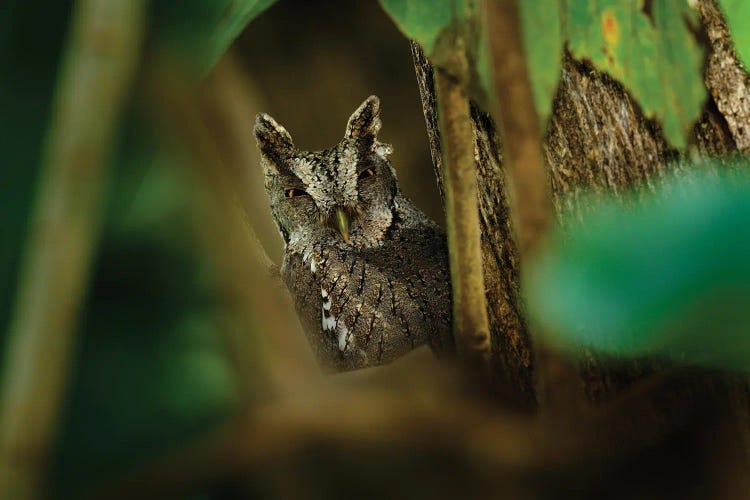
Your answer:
256,95 -> 398,248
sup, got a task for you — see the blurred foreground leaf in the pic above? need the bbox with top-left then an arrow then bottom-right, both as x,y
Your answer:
51,133 -> 240,494
378,0 -> 493,109
1,0 -> 276,494
518,0 -> 562,123
526,164 -> 750,371
152,0 -> 277,72
717,0 -> 750,69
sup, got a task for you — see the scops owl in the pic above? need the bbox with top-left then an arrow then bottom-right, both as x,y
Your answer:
254,96 -> 452,371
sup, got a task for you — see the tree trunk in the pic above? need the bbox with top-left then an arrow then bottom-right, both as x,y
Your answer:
412,0 -> 750,413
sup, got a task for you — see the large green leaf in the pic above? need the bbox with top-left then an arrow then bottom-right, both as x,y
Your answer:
380,0 -> 705,143
519,0 -> 562,123
378,0 -> 494,109
378,0 -> 457,55
152,0 -> 278,71
526,166 -> 750,371
563,0 -> 705,149
52,137 -> 241,494
717,0 -> 750,69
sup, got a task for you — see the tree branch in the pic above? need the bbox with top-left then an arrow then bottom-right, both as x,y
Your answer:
485,0 -> 553,257
143,53 -> 318,398
90,368 -> 727,499
484,0 -> 584,415
0,1 -> 146,497
434,43 -> 492,368
412,41 -> 535,408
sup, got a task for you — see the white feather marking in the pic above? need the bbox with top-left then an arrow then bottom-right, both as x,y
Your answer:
322,309 -> 337,331
310,259 -> 317,274
337,323 -> 350,351
321,287 -> 336,331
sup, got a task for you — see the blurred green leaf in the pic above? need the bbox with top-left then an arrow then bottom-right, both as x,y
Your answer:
378,0 -> 457,55
152,0 -> 278,72
526,165 -> 750,371
50,124 -> 243,496
564,0 -> 705,149
378,0 -> 493,109
2,0 -> 275,494
717,0 -> 750,69
518,0 -> 563,123
0,0 -> 73,355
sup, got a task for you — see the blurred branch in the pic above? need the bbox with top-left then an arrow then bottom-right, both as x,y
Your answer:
143,53 -> 318,399
0,1 -> 145,497
434,43 -> 492,368
484,0 -> 581,415
484,0 -> 552,256
92,367 -> 725,499
412,41 -> 535,407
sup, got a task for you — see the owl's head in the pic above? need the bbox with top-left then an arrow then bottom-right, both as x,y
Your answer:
254,96 -> 398,248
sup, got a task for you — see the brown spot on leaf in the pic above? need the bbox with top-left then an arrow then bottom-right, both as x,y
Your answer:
602,9 -> 620,46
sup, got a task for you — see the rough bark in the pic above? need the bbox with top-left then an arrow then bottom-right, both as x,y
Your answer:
699,0 -> 750,153
413,0 -> 750,407
413,42 -> 534,409
484,0 -> 553,258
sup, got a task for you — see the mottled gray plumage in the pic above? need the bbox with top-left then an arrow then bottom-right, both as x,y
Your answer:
255,96 -> 452,371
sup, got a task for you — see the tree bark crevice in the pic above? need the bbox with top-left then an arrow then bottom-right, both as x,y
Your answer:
412,0 -> 750,408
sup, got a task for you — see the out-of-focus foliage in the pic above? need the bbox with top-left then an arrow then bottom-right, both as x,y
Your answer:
718,0 -> 750,69
526,164 -> 750,372
1,0 -> 273,494
378,0 -> 494,109
52,134 -> 241,493
152,0 -> 277,72
377,0 -> 457,55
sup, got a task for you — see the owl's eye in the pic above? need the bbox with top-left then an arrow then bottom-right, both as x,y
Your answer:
286,188 -> 308,198
358,167 -> 375,180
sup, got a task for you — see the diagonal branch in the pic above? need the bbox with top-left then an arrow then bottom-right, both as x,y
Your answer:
0,0 -> 146,497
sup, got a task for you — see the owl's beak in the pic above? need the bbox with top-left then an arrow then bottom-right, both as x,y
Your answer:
334,208 -> 350,243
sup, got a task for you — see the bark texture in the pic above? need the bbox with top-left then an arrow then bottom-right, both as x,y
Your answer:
413,0 -> 750,406
413,43 -> 534,408
699,0 -> 750,153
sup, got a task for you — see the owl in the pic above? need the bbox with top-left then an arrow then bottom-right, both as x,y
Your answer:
254,96 -> 453,371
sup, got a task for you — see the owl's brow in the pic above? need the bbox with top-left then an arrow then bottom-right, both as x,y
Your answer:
279,171 -> 306,188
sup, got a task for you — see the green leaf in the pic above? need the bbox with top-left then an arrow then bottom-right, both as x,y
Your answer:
526,166 -> 750,372
717,0 -> 750,69
153,0 -> 278,71
378,0 -> 456,55
564,0 -> 706,149
378,0 -> 494,109
518,0 -> 563,123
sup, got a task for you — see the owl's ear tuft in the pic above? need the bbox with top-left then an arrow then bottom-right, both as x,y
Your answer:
345,95 -> 392,157
345,95 -> 382,141
254,113 -> 295,165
